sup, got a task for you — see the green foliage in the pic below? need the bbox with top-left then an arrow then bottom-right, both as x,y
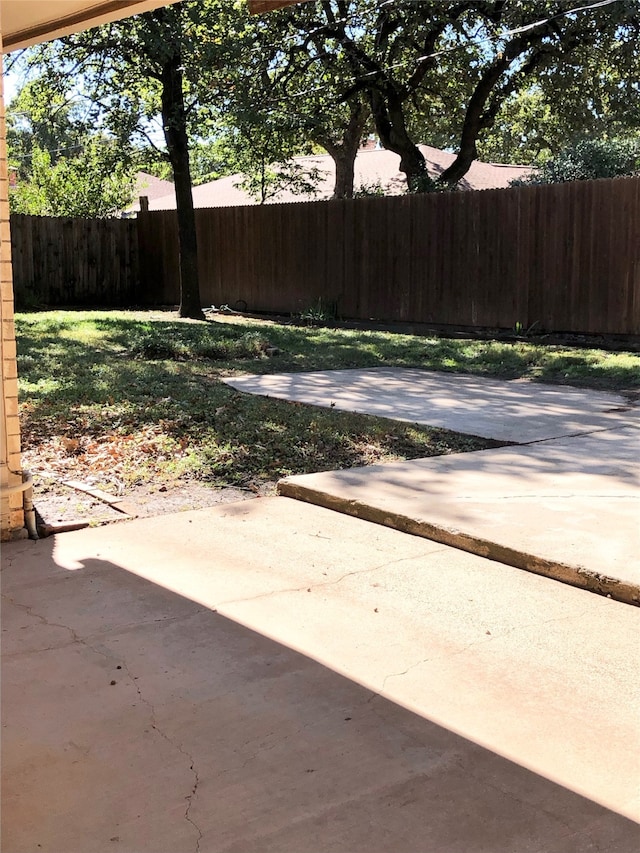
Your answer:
407,173 -> 452,195
6,72 -> 138,216
478,79 -> 640,167
239,160 -> 323,204
481,15 -> 640,165
6,77 -> 88,177
476,89 -> 561,165
513,320 -> 540,337
515,138 -> 640,185
203,2 -> 331,200
189,140 -> 231,185
134,157 -> 173,182
340,0 -> 640,183
127,327 -> 272,360
9,140 -> 137,217
352,180 -> 385,198
297,298 -> 338,326
219,118 -> 323,202
136,138 -> 230,185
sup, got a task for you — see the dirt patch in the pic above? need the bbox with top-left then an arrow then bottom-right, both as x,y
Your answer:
32,477 -> 277,535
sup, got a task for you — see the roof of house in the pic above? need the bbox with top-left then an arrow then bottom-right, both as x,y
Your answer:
137,145 -> 532,211
134,172 -> 176,203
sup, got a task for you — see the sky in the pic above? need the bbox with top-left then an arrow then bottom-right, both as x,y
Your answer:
2,55 -> 28,106
3,69 -> 19,104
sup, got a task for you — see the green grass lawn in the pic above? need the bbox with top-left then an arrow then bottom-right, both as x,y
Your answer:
15,310 -> 640,493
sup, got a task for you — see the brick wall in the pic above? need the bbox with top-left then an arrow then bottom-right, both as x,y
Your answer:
0,19 -> 25,541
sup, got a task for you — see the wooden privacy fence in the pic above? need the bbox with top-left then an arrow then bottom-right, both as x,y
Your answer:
10,214 -> 138,307
11,176 -> 640,335
138,175 -> 640,336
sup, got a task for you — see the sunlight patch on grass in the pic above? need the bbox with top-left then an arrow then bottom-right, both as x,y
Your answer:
15,310 -> 639,492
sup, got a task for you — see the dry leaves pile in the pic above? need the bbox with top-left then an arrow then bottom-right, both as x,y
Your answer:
21,425 -> 189,492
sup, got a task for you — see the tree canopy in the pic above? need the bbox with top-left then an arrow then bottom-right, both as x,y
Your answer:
514,137 -> 640,184
9,141 -> 137,218
13,0 -> 249,318
273,1 -> 639,189
7,75 -> 138,217
8,0 -> 639,214
200,0 -> 640,193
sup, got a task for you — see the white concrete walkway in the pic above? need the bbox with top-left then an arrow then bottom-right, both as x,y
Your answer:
224,368 -> 639,442
225,368 -> 640,601
2,498 -> 639,852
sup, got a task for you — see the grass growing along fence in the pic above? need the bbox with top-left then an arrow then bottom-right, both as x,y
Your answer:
139,175 -> 640,336
15,310 -> 640,498
10,176 -> 640,336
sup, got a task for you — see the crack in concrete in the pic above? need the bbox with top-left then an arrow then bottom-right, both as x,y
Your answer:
378,630 -> 509,690
216,549 -> 448,609
456,493 -> 639,501
380,658 -> 429,691
520,423 -> 638,446
209,719 -> 317,790
378,608 -> 592,691
3,593 -> 205,851
1,595 -> 211,658
237,733 -> 291,770
83,609 -> 211,639
1,592 -> 85,647
472,773 -> 578,837
118,658 -> 204,852
539,816 -> 611,853
0,554 -> 14,572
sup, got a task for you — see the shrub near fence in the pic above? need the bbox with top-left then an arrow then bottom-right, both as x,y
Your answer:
11,176 -> 640,335
10,214 -> 138,308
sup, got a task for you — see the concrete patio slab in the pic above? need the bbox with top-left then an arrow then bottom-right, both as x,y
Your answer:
2,498 -> 639,853
279,427 -> 640,605
224,368 -> 639,442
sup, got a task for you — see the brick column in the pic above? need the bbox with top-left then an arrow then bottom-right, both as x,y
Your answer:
0,16 -> 26,540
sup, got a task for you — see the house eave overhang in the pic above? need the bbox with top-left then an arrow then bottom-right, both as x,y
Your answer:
247,0 -> 307,12
0,0 -> 188,52
1,0 -> 185,52
1,0 -> 305,53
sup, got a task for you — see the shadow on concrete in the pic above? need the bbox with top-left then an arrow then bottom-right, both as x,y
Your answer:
2,536 -> 638,853
225,368 -> 639,444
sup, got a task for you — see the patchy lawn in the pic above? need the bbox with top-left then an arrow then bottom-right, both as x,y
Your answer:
15,310 -> 639,514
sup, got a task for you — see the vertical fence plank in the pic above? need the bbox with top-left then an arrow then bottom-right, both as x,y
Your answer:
624,178 -> 640,334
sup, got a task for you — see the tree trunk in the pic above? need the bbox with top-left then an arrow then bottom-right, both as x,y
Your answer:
438,138 -> 478,187
438,39 -> 538,187
369,89 -> 429,192
160,52 -> 203,320
437,65 -> 505,187
333,150 -> 356,199
318,100 -> 368,199
319,141 -> 358,199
